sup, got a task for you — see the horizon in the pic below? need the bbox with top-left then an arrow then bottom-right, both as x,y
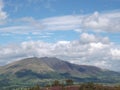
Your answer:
0,0 -> 120,72
0,56 -> 118,72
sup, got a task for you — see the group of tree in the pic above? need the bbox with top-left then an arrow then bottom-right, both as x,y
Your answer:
51,79 -> 73,86
79,82 -> 120,90
10,79 -> 120,90
28,82 -> 120,90
19,79 -> 74,90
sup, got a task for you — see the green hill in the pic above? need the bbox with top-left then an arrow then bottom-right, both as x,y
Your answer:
0,57 -> 120,89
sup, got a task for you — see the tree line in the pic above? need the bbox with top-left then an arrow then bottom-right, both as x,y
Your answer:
8,79 -> 120,90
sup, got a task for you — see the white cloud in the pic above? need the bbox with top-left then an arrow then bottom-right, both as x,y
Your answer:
111,49 -> 120,60
82,11 -> 120,32
1,10 -> 119,33
0,33 -> 120,71
0,0 -> 7,24
80,33 -> 110,44
29,11 -> 120,32
0,10 -> 119,34
0,25 -> 35,34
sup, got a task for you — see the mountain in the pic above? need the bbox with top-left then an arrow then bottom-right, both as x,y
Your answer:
0,57 -> 120,88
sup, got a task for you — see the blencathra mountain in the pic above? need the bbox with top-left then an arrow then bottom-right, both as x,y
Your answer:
0,57 -> 120,88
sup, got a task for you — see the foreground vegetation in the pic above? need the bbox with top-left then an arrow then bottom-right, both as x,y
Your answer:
28,82 -> 120,90
3,79 -> 120,90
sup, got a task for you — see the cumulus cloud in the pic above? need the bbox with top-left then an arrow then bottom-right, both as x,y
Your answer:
0,33 -> 120,71
80,33 -> 110,44
0,0 -> 7,24
82,11 -> 120,32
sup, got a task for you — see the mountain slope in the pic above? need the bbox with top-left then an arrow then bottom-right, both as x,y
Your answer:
0,57 -> 107,77
39,57 -> 104,77
0,57 -> 120,88
0,57 -> 54,74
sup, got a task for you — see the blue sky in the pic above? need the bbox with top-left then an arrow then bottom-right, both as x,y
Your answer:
0,0 -> 120,71
4,0 -> 120,18
0,0 -> 120,44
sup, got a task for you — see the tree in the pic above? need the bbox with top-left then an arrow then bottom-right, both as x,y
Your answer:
52,80 -> 60,86
28,84 -> 41,90
65,79 -> 73,86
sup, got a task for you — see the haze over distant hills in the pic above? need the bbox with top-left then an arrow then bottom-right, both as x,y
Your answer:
0,57 -> 106,76
0,57 -> 120,88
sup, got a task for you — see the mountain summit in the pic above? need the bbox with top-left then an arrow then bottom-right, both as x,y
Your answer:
0,57 -> 106,76
0,57 -> 120,88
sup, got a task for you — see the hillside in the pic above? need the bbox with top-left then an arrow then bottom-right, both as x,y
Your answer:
0,57 -> 120,89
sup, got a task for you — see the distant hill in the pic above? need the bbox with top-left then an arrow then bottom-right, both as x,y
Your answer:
0,57 -> 120,89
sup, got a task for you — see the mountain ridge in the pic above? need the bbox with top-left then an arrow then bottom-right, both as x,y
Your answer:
0,57 -> 120,88
0,57 -> 119,76
0,57 -> 105,75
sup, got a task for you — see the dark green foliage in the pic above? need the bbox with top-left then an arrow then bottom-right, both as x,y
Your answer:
80,82 -> 95,90
15,69 -> 52,78
29,85 -> 41,90
52,80 -> 60,86
65,79 -> 73,85
17,81 -> 120,90
0,79 -> 10,86
79,83 -> 120,90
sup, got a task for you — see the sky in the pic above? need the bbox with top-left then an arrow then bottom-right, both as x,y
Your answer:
0,0 -> 120,71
